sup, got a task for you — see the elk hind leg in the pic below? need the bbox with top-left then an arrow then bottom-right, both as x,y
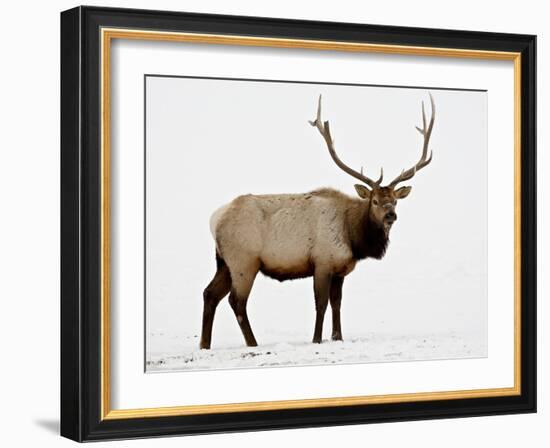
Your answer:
228,262 -> 259,347
330,276 -> 344,341
200,256 -> 231,349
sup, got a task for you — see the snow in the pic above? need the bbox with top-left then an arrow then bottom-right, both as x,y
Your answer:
146,331 -> 486,372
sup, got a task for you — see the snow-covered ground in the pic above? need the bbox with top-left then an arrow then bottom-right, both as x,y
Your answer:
146,330 -> 486,372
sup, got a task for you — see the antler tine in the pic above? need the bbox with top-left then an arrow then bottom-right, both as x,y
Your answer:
421,100 -> 426,132
308,94 -> 323,128
389,93 -> 435,187
376,167 -> 384,184
309,95 -> 382,189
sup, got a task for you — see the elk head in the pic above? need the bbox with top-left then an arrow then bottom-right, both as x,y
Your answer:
309,93 -> 435,232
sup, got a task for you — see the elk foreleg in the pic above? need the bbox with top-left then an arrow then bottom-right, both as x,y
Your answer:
330,276 -> 344,341
200,259 -> 232,349
312,270 -> 332,343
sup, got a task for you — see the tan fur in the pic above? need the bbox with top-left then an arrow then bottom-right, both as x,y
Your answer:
214,189 -> 360,289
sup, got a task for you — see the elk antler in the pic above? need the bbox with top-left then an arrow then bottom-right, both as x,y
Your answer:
309,95 -> 383,189
388,93 -> 435,187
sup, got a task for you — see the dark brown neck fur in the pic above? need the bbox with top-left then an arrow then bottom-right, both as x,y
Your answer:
346,201 -> 389,261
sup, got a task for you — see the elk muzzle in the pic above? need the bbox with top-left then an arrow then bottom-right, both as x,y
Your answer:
384,211 -> 397,224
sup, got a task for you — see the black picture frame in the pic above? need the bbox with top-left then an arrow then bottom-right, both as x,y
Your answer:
61,5 -> 536,442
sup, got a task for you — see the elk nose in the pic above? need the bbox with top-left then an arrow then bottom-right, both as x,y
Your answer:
385,211 -> 397,222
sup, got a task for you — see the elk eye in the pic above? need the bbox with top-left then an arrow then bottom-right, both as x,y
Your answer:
373,199 -> 379,206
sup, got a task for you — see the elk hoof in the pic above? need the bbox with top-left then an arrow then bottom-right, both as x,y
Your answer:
199,341 -> 211,350
331,332 -> 343,341
312,337 -> 322,344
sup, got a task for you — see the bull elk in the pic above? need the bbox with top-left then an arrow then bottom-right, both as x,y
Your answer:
200,94 -> 436,349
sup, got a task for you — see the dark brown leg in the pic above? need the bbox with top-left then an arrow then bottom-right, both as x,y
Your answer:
330,276 -> 344,341
228,291 -> 258,347
312,271 -> 331,343
200,259 -> 231,349
226,260 -> 259,347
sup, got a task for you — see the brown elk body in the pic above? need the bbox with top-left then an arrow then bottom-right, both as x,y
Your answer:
200,95 -> 435,349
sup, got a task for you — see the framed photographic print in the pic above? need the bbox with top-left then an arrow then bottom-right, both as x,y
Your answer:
60,6 -> 536,442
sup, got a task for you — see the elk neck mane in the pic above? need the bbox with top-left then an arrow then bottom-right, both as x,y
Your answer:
309,188 -> 390,261
349,209 -> 389,261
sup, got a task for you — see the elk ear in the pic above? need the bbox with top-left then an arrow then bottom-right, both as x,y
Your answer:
354,184 -> 372,199
394,186 -> 412,199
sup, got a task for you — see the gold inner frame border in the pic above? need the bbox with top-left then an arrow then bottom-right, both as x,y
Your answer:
100,27 -> 522,420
